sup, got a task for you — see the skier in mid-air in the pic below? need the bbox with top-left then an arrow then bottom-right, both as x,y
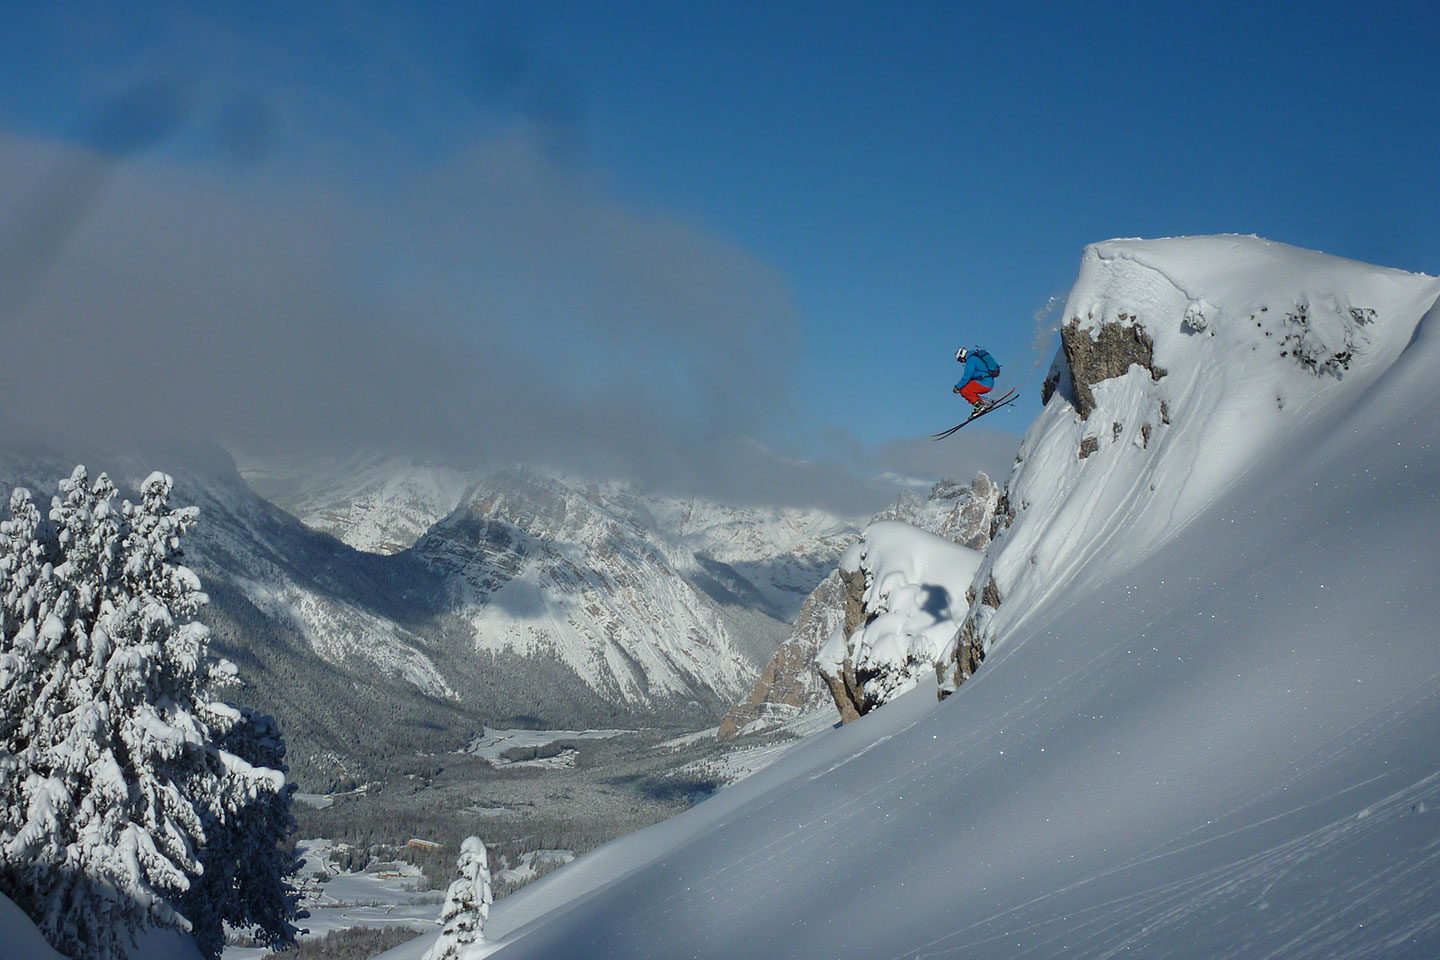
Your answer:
953,346 -> 1001,416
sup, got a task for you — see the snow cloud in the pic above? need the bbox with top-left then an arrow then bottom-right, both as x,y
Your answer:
0,127 -> 941,513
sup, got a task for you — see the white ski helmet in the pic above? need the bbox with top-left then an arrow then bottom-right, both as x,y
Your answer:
955,347 -> 968,362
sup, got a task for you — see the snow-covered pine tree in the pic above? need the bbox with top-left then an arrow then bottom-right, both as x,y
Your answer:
0,467 -> 299,960
425,836 -> 493,960
180,705 -> 305,958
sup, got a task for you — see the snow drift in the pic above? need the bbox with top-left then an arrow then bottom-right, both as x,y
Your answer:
392,236 -> 1440,960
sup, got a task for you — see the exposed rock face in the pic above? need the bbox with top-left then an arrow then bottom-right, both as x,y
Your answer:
718,473 -> 1002,738
936,575 -> 1001,694
1060,315 -> 1167,419
814,567 -> 870,724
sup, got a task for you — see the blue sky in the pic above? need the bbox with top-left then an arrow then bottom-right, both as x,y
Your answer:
1,1 -> 1436,508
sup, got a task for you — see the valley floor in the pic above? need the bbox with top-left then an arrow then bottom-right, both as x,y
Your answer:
223,716 -> 828,958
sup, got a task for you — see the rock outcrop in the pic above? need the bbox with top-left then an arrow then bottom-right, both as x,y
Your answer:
718,473 -> 1001,737
935,574 -> 1001,695
812,566 -> 870,724
816,523 -> 981,721
935,313 -> 1167,696
1059,314 -> 1166,420
716,568 -> 859,736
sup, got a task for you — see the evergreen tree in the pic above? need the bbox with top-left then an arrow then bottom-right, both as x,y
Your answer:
425,835 -> 492,960
0,467 -> 299,959
181,705 -> 305,958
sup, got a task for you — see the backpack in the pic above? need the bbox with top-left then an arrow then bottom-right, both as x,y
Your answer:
973,348 -> 1000,378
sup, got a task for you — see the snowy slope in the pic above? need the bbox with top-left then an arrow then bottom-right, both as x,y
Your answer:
383,238 -> 1440,960
0,890 -> 203,960
949,236 -> 1440,687
0,892 -> 65,960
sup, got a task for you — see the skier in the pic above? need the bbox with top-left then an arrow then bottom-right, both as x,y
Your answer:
953,346 -> 1001,416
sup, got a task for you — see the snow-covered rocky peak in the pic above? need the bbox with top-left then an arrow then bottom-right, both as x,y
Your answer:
816,521 -> 980,721
245,453 -> 860,624
881,473 -> 1002,550
467,241 -> 1440,960
230,451 -> 866,724
718,473 -> 1000,736
414,468 -> 754,712
940,235 -> 1440,692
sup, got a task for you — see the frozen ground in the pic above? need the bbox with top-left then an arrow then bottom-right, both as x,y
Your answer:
461,728 -> 634,768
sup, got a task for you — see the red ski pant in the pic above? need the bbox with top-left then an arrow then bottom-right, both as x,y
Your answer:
958,380 -> 992,405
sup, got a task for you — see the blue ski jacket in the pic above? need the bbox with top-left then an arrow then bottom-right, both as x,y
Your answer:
955,348 -> 1000,390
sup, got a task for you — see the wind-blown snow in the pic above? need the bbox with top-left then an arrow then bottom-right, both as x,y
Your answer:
369,237 -> 1440,960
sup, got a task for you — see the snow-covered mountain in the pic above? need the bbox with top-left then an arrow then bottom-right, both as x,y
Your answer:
238,456 -> 862,711
155,454 -> 868,765
418,467 -> 863,707
241,454 -> 857,628
398,237 -> 1440,959
413,468 -> 769,712
0,443 -> 486,787
239,452 -> 473,555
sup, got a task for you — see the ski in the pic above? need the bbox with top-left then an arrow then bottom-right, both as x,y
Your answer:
930,389 -> 1017,440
